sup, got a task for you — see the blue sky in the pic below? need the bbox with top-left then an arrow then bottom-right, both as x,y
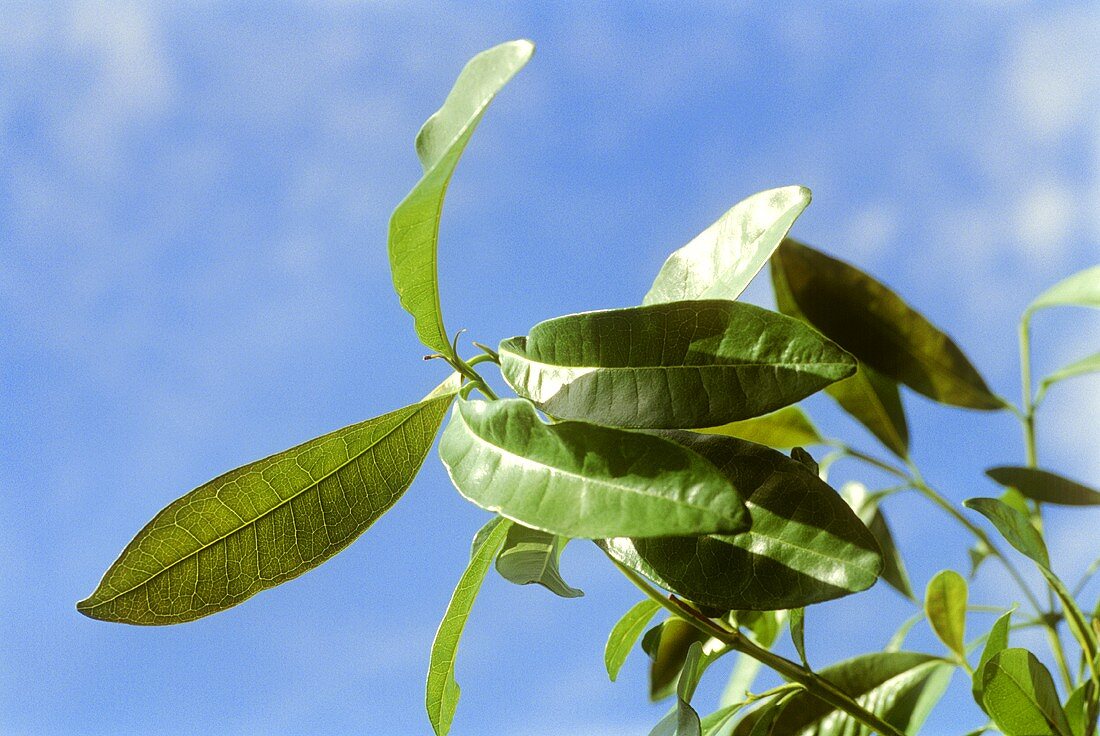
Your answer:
2,3 -> 1098,734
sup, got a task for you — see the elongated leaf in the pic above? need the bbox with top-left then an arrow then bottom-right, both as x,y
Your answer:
650,641 -> 705,736
644,186 -> 812,305
647,618 -> 710,701
1028,265 -> 1100,312
745,691 -> 797,736
1063,683 -> 1089,736
701,703 -> 748,736
772,238 -> 1002,410
78,378 -> 460,625
980,649 -> 1073,736
605,599 -> 662,681
925,570 -> 968,662
698,405 -> 823,449
439,398 -> 749,538
1039,352 -> 1100,400
426,516 -> 511,736
732,652 -> 953,735
500,300 -> 856,429
987,466 -> 1100,506
842,481 -> 914,600
973,608 -> 1013,714
601,432 -> 882,611
495,523 -> 583,598
388,40 -> 533,356
790,607 -> 808,667
827,365 -> 910,459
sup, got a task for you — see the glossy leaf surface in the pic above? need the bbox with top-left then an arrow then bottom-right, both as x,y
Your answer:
78,380 -> 459,625
986,466 -> 1100,506
601,432 -> 881,611
439,398 -> 749,538
980,649 -> 1073,736
495,523 -> 583,597
772,238 -> 1002,410
388,40 -> 533,356
1028,265 -> 1100,312
644,186 -> 811,305
500,300 -> 856,429
973,608 -> 1013,714
924,569 -> 968,661
426,517 -> 511,736
697,405 -> 823,449
605,599 -> 662,681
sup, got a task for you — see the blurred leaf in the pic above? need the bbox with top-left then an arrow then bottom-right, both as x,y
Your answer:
650,641 -> 706,736
789,607 -> 808,667
644,186 -> 811,305
439,398 -> 750,538
924,570 -> 968,662
986,466 -> 1100,506
843,482 -> 915,600
698,405 -> 824,449
426,516 -> 512,736
745,691 -> 798,736
78,377 -> 460,625
605,599 -> 662,681
771,238 -> 1002,410
980,649 -> 1073,736
968,541 -> 992,579
826,365 -> 910,459
499,300 -> 855,429
388,40 -> 533,356
647,618 -> 709,701
973,609 -> 1013,715
1038,352 -> 1100,401
1028,265 -> 1100,312
1063,683 -> 1090,736
601,432 -> 882,611
495,523 -> 583,598
701,702 -> 748,736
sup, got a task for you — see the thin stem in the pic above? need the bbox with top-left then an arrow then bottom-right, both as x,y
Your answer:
610,557 -> 908,736
1019,314 -> 1038,467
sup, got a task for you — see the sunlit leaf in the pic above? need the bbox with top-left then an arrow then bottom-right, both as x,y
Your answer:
789,607 -> 808,667
701,702 -> 748,736
78,377 -> 460,625
601,432 -> 882,611
439,398 -> 749,538
605,599 -> 662,681
650,641 -> 706,736
842,481 -> 914,600
697,405 -> 824,449
388,40 -> 534,356
426,516 -> 511,736
495,523 -> 583,598
980,649 -> 1073,736
924,569 -> 968,662
772,238 -> 1003,410
986,466 -> 1100,506
973,608 -> 1013,715
499,300 -> 856,429
1063,683 -> 1090,736
1028,265 -> 1100,313
644,186 -> 812,305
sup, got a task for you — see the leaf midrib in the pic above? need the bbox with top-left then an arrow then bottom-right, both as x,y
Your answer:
504,345 -> 851,374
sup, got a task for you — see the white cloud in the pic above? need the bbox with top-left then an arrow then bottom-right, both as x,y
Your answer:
1013,179 -> 1076,264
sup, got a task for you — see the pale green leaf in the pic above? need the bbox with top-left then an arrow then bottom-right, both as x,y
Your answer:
1038,352 -> 1100,401
644,186 -> 812,305
980,649 -> 1073,736
697,405 -> 824,449
495,523 -> 583,598
965,497 -> 1050,569
790,607 -> 808,667
426,516 -> 511,736
605,599 -> 662,681
439,398 -> 750,538
986,466 -> 1100,506
1028,265 -> 1100,312
843,481 -> 914,600
701,702 -> 748,736
973,608 -> 1013,715
388,40 -> 533,356
78,380 -> 459,625
1063,683 -> 1089,736
499,300 -> 856,429
925,569 -> 968,662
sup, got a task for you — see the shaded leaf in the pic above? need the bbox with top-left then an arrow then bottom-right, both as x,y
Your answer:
389,40 -> 533,356
987,466 -> 1100,506
973,609 -> 1013,715
499,300 -> 856,429
495,523 -> 583,598
790,607 -> 808,667
650,641 -> 705,736
925,569 -> 968,662
605,599 -> 662,681
771,238 -> 1002,410
968,541 -> 992,580
1028,265 -> 1100,312
745,691 -> 798,736
843,481 -> 914,600
980,649 -> 1073,736
698,405 -> 824,449
426,516 -> 511,736
439,398 -> 750,538
647,618 -> 709,701
601,432 -> 882,611
78,378 -> 460,625
826,365 -> 910,459
644,186 -> 812,305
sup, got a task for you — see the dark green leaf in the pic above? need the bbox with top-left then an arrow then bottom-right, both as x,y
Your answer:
924,569 -> 968,662
697,405 -> 824,449
973,609 -> 1013,715
644,186 -> 812,305
605,599 -> 662,681
745,691 -> 798,736
790,607 -> 808,667
648,618 -> 709,701
495,523 -> 583,598
439,398 -> 750,538
789,447 -> 818,474
499,300 -> 856,429
650,641 -> 706,736
980,649 -> 1073,736
842,482 -> 915,601
1028,265 -> 1100,312
600,432 -> 882,611
426,516 -> 511,736
826,365 -> 910,459
77,378 -> 460,625
965,498 -> 1050,568
388,40 -> 533,356
732,652 -> 953,735
986,466 -> 1100,506
772,238 -> 1003,410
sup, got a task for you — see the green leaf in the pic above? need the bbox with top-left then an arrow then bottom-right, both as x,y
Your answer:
745,691 -> 798,736
924,569 -> 968,662
650,641 -> 706,736
494,523 -> 583,598
77,378 -> 460,625
1038,352 -> 1100,400
647,618 -> 709,701
789,607 -> 808,667
1063,683 -> 1089,736
701,702 -> 748,736
1028,265 -> 1100,312
426,516 -> 511,736
842,481 -> 915,600
771,238 -> 1003,410
826,365 -> 910,459
973,608 -> 1013,715
644,186 -> 812,305
732,652 -> 953,735
980,649 -> 1073,736
986,466 -> 1100,506
499,300 -> 856,429
439,398 -> 750,538
697,405 -> 824,449
388,40 -> 534,356
605,599 -> 662,681
964,497 -> 1050,568
600,432 -> 882,611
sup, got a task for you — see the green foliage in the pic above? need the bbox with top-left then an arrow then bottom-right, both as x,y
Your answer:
79,39 -> 1100,736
